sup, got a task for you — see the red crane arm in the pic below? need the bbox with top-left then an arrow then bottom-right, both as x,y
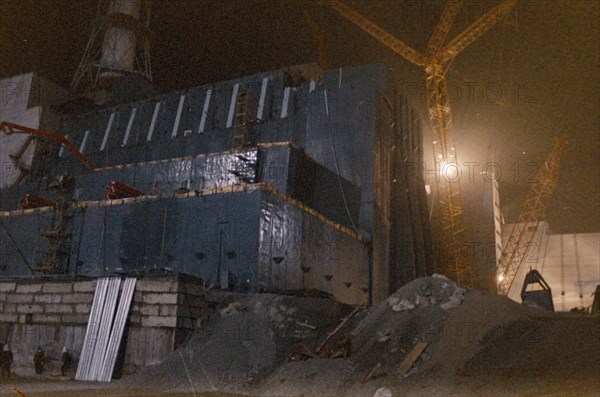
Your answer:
0,121 -> 97,170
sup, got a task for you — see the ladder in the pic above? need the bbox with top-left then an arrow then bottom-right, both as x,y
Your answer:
232,89 -> 250,149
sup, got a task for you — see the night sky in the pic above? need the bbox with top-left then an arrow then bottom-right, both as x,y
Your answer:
1,0 -> 598,233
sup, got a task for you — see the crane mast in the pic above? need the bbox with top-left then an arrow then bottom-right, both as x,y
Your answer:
496,138 -> 566,295
326,0 -> 516,287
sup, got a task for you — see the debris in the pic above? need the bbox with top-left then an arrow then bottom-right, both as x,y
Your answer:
289,344 -> 318,362
296,321 -> 317,330
373,386 -> 392,397
12,388 -> 28,397
397,341 -> 428,376
361,362 -> 381,383
391,299 -> 415,312
219,302 -> 247,317
440,287 -> 466,310
330,338 -> 351,359
316,306 -> 361,353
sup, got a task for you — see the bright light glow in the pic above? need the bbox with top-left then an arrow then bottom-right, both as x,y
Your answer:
440,161 -> 460,180
497,273 -> 505,283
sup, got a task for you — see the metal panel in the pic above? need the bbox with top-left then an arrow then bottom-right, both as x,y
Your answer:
88,277 -> 121,380
146,102 -> 161,141
100,112 -> 116,151
122,107 -> 137,146
76,277 -> 109,381
79,130 -> 90,153
171,95 -> 186,138
99,277 -> 136,382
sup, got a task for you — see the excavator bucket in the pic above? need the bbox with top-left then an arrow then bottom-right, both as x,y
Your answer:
520,269 -> 555,312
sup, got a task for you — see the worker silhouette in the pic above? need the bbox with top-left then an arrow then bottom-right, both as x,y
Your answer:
60,347 -> 72,376
33,347 -> 45,374
0,344 -> 13,380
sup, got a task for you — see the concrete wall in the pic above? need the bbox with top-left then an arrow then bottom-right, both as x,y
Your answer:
0,275 -> 206,375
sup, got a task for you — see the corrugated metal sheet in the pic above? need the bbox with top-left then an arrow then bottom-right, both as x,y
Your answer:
99,277 -> 136,382
76,277 -> 109,381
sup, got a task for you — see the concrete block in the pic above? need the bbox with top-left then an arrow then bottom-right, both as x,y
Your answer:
143,293 -> 177,305
75,303 -> 91,314
133,291 -> 143,303
3,303 -> 16,312
0,313 -> 18,323
16,284 -> 43,293
31,314 -> 61,323
129,313 -> 141,325
73,280 -> 97,292
43,283 -> 73,293
7,294 -> 32,303
34,294 -> 62,304
0,294 -> 5,302
62,293 -> 93,304
45,304 -> 73,314
140,305 -> 159,316
61,314 -> 89,324
141,315 -> 177,328
18,314 -> 31,323
159,305 -> 178,317
17,304 -> 44,314
137,280 -> 177,293
0,282 -> 16,292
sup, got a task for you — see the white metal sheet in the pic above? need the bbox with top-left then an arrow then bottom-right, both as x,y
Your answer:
122,107 -> 137,146
257,77 -> 269,120
226,83 -> 240,128
281,87 -> 291,119
98,277 -> 137,382
100,113 -> 116,151
147,102 -> 161,141
171,95 -> 186,138
198,89 -> 212,133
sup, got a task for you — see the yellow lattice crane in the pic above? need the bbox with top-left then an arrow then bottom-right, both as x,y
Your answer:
496,137 -> 566,295
326,0 -> 516,287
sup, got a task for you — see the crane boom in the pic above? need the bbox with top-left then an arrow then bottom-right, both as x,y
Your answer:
0,121 -> 97,170
327,0 -> 425,66
496,137 -> 566,295
326,0 -> 517,289
441,0 -> 516,63
426,0 -> 464,56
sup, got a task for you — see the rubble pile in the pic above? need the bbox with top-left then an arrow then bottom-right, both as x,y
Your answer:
127,274 -> 588,397
126,293 -> 351,393
347,274 -> 468,375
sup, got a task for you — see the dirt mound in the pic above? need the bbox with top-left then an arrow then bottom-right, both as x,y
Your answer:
125,293 -> 351,393
464,314 -> 600,374
125,275 -> 583,397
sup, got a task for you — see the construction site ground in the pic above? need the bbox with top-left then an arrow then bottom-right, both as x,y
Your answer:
1,275 -> 599,397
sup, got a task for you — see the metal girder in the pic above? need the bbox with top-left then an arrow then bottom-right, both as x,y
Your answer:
496,137 -> 566,295
426,0 -> 464,56
441,0 -> 517,63
327,0 -> 425,66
